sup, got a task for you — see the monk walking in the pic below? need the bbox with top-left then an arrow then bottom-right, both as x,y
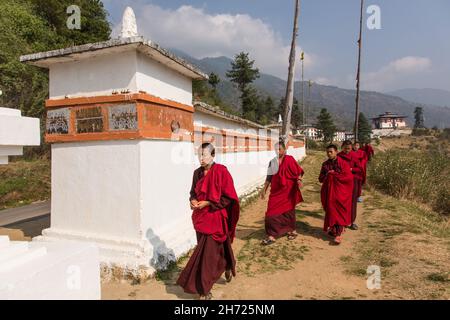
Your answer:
319,145 -> 354,244
363,142 -> 375,161
337,140 -> 363,230
260,141 -> 304,245
177,143 -> 240,300
353,141 -> 368,201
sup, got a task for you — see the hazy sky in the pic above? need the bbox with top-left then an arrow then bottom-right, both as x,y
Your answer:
103,0 -> 450,92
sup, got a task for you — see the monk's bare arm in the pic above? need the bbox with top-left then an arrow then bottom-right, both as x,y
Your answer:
260,181 -> 270,199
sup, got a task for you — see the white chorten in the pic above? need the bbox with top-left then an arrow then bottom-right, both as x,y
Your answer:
120,7 -> 138,38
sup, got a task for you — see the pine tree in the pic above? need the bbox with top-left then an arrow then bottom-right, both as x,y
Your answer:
208,72 -> 220,90
316,108 -> 337,143
414,107 -> 425,129
358,112 -> 372,143
226,52 -> 260,117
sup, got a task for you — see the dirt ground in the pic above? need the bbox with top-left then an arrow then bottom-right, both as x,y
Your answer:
2,150 -> 448,300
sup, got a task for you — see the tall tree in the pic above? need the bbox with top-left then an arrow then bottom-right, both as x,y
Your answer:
357,112 -> 372,143
316,108 -> 337,144
0,0 -> 110,156
208,72 -> 220,90
226,52 -> 260,119
414,106 -> 425,129
259,96 -> 276,125
278,97 -> 302,128
31,0 -> 111,46
281,0 -> 300,142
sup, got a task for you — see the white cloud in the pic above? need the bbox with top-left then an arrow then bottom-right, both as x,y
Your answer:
359,56 -> 432,91
111,4 -> 317,79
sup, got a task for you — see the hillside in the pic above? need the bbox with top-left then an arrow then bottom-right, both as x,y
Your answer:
387,88 -> 450,108
172,50 -> 450,129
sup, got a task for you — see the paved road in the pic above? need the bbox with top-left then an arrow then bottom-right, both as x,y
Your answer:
0,201 -> 50,227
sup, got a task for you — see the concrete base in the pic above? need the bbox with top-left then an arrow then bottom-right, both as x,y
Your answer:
0,236 -> 100,300
33,218 -> 196,280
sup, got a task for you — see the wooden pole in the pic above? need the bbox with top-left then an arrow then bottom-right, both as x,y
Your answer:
354,0 -> 364,142
281,0 -> 300,143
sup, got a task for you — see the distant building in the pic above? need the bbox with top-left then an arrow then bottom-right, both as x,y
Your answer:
303,126 -> 321,141
371,112 -> 408,129
333,131 -> 347,142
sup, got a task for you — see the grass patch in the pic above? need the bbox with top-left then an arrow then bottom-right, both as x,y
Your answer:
0,158 -> 51,209
426,272 -> 449,283
237,230 -> 309,276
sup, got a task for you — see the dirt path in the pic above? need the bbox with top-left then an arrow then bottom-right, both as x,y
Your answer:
102,152 -> 384,300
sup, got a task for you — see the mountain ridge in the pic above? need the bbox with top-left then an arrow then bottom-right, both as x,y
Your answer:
171,49 -> 450,129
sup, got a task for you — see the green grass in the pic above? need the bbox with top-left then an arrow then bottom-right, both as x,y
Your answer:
0,158 -> 51,209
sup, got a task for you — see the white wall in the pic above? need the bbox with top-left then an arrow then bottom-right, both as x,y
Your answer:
48,50 -> 193,106
50,141 -> 141,238
0,107 -> 40,164
136,52 -> 193,106
139,140 -> 196,269
194,112 -> 269,136
49,50 -> 138,99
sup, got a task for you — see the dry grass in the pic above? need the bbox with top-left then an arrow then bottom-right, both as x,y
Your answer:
368,148 -> 449,215
344,191 -> 450,299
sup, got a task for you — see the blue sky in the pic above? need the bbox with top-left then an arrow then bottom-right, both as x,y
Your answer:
103,0 -> 450,92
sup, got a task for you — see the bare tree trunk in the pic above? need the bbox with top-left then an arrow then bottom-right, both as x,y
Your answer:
354,0 -> 364,142
281,0 -> 300,143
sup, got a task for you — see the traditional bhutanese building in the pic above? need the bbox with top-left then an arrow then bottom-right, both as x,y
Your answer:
371,112 -> 408,129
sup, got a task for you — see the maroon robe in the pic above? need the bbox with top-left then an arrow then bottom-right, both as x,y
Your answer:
319,157 -> 353,236
337,151 -> 362,224
363,144 -> 375,161
177,163 -> 240,295
353,148 -> 368,190
265,155 -> 304,238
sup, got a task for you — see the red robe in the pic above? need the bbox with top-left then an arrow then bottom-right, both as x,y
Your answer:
266,155 -> 304,217
319,157 -> 353,232
265,155 -> 304,238
177,163 -> 240,295
353,149 -> 368,187
363,144 -> 375,161
192,163 -> 240,242
337,151 -> 362,224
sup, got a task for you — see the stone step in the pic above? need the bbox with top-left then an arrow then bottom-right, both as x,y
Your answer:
0,242 -> 29,263
0,246 -> 47,273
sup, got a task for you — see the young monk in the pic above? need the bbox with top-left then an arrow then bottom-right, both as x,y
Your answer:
337,140 -> 363,230
260,141 -> 304,245
363,142 -> 375,161
177,143 -> 240,300
319,144 -> 354,244
353,141 -> 368,200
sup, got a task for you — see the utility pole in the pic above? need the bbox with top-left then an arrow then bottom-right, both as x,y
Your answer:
281,0 -> 300,144
354,0 -> 364,143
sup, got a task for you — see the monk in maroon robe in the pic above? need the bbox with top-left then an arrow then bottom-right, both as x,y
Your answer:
337,140 -> 363,230
353,142 -> 368,195
177,143 -> 240,300
319,144 -> 354,244
363,143 -> 375,161
260,141 -> 304,245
